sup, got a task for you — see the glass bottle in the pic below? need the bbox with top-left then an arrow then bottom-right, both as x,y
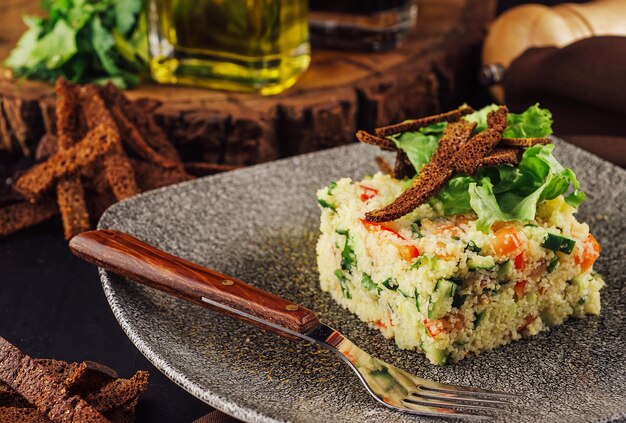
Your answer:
309,0 -> 417,52
147,0 -> 310,95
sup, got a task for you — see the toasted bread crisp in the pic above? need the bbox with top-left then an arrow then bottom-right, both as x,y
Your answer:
480,148 -> 520,167
374,106 -> 474,137
365,120 -> 476,222
356,130 -> 397,151
133,159 -> 193,191
56,78 -> 91,240
0,200 -> 58,237
365,107 -> 508,222
451,106 -> 508,175
14,125 -> 118,202
34,134 -> 58,162
0,337 -> 148,423
375,156 -> 394,176
0,337 -> 108,422
100,84 -> 183,169
77,85 -> 141,201
500,137 -> 550,148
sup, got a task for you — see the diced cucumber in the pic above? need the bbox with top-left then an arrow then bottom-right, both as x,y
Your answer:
570,274 -> 586,288
466,240 -> 481,253
382,278 -> 399,290
317,198 -> 336,211
498,260 -> 513,281
428,279 -> 456,319
420,342 -> 450,365
542,233 -> 576,254
473,311 -> 485,329
467,255 -> 496,271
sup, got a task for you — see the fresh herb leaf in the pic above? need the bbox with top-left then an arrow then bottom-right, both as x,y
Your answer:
317,198 -> 336,211
361,273 -> 380,294
327,181 -> 337,195
5,0 -> 147,87
503,103 -> 553,138
340,235 -> 356,271
466,240 -> 481,253
382,278 -> 398,290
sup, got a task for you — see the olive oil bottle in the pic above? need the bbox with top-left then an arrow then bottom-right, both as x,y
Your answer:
147,0 -> 310,95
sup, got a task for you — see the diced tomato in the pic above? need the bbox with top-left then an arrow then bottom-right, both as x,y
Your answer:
517,314 -> 536,332
360,219 -> 403,239
360,218 -> 420,262
372,320 -> 387,329
424,319 -> 445,337
492,226 -> 524,256
575,233 -> 601,271
359,184 -> 379,202
514,251 -> 526,271
433,224 -> 462,237
514,280 -> 528,299
398,244 -> 420,261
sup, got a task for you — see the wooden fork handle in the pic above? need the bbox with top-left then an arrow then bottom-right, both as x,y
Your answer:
69,229 -> 320,336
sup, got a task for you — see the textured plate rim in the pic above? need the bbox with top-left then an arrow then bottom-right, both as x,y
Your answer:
97,141 -> 626,423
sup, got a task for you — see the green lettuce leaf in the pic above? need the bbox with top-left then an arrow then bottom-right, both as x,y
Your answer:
503,104 -> 553,138
388,121 -> 447,174
453,144 -> 585,231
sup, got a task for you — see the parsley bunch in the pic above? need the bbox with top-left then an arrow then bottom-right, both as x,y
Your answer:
5,0 -> 148,88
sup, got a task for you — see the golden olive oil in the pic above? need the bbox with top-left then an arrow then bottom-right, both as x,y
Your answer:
147,0 -> 310,95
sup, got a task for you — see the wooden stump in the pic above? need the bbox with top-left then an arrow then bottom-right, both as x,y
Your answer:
0,0 -> 496,166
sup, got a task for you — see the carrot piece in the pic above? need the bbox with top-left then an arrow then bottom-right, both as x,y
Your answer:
492,226 -> 524,256
575,233 -> 601,271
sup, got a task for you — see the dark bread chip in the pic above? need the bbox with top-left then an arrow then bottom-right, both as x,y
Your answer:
429,120 -> 476,167
0,407 -> 49,422
375,156 -> 394,176
100,84 -> 183,169
103,153 -> 141,201
0,338 -> 148,423
0,337 -> 108,422
35,134 -> 58,162
14,125 -> 118,202
500,137 -> 550,148
365,118 -> 477,222
451,106 -> 508,175
56,79 -> 85,150
109,103 -> 180,168
365,166 -> 453,222
355,130 -> 397,151
55,79 -> 92,240
56,177 -> 91,240
133,159 -> 193,191
374,106 -> 475,137
0,199 -> 58,237
392,151 -> 415,179
480,148 -> 520,167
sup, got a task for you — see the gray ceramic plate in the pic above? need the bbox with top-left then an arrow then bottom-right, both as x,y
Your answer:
98,140 -> 626,423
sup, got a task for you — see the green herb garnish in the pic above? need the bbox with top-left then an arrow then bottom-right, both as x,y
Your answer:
5,0 -> 148,87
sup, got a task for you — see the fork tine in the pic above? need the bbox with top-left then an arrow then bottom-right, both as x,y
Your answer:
404,395 -> 505,413
418,381 -> 519,399
400,399 -> 494,420
411,390 -> 512,406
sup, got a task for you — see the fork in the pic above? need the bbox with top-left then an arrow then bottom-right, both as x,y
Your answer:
70,229 -> 517,420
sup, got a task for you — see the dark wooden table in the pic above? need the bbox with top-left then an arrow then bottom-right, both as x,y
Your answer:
0,219 -> 213,422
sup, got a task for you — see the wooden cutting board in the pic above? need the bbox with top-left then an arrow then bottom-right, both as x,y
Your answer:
0,0 -> 495,166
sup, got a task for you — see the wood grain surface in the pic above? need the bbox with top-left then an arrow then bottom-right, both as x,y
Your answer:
0,0 -> 496,166
70,229 -> 321,335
